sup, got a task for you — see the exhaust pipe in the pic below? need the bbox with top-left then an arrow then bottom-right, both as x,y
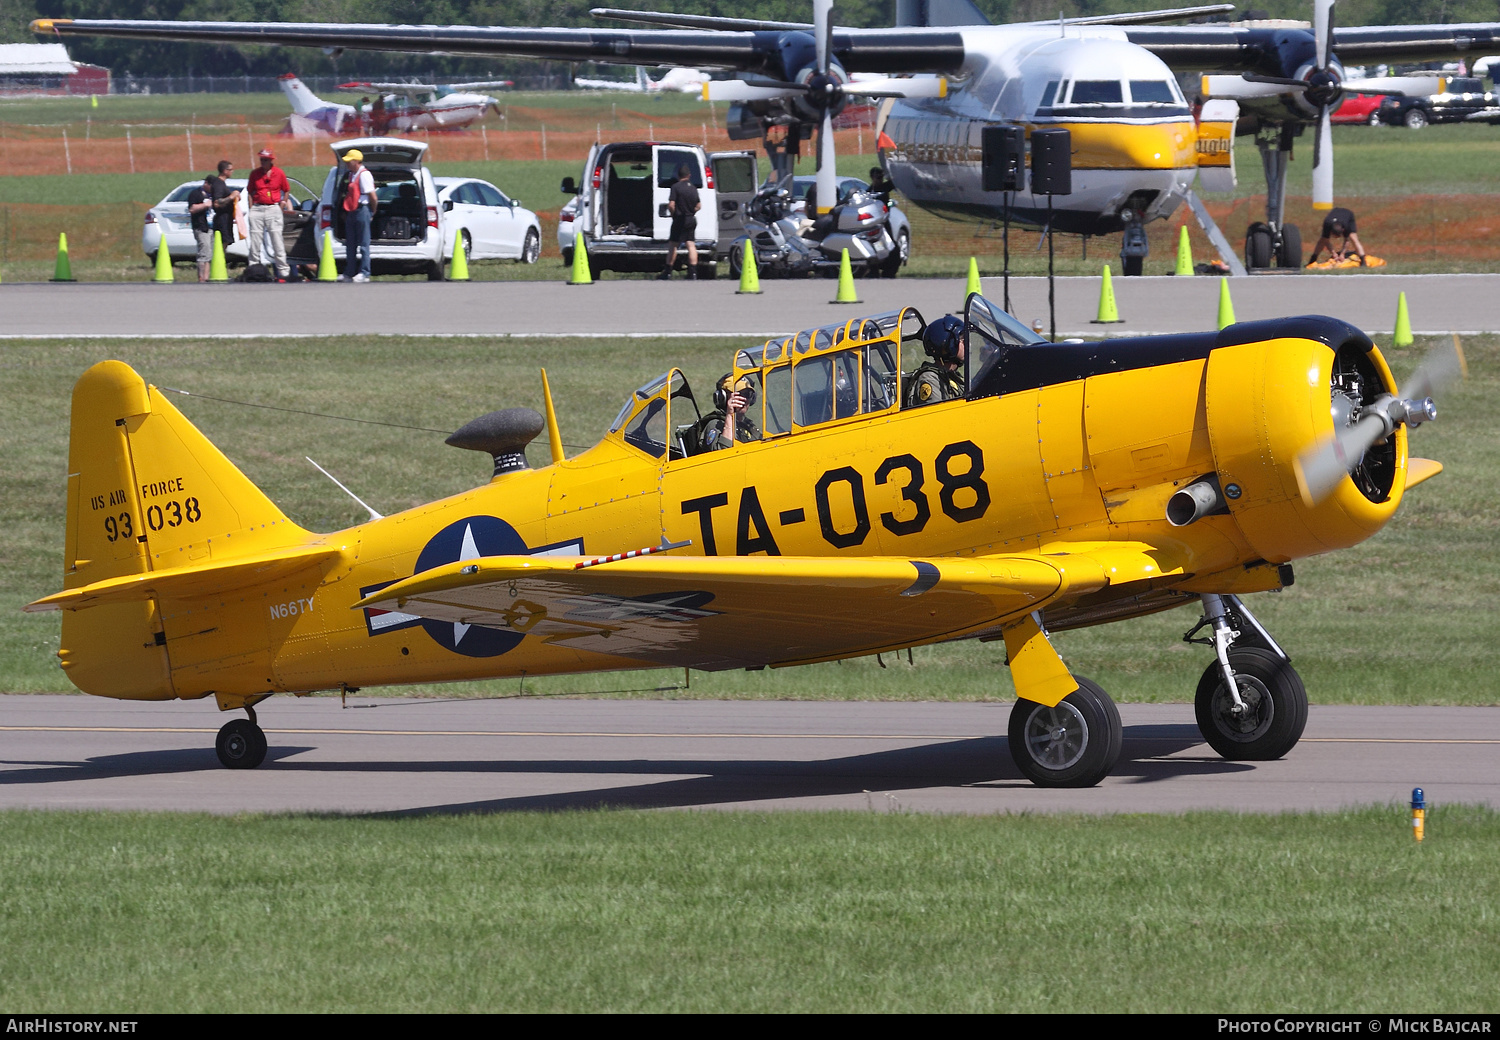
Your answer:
1166,475 -> 1228,527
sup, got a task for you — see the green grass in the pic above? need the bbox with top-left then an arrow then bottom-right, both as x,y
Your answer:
0,807 -> 1494,1012
3,334 -> 1496,704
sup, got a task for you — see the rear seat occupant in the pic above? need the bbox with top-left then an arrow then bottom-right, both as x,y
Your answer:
906,316 -> 967,407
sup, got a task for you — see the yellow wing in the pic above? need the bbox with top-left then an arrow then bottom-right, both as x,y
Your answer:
353,544 -> 1180,675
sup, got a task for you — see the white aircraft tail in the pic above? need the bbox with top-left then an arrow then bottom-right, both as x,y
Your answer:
636,66 -> 653,92
278,74 -> 327,117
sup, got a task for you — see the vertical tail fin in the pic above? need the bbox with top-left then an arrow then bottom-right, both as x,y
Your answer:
637,66 -> 653,92
278,73 -> 326,116
56,361 -> 307,700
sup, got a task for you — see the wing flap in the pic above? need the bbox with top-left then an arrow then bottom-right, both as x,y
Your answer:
355,554 -> 1068,670
25,545 -> 341,613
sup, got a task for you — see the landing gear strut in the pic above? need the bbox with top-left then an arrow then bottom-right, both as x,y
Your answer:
1245,125 -> 1305,271
1008,676 -> 1123,787
1186,594 -> 1308,760
216,705 -> 268,769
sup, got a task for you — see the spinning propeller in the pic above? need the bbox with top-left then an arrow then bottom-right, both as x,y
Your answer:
701,0 -> 945,213
1201,0 -> 1441,209
1295,337 -> 1467,506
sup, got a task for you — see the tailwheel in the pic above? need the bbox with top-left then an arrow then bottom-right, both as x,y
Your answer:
1194,647 -> 1307,761
216,718 -> 268,770
1008,677 -> 1123,788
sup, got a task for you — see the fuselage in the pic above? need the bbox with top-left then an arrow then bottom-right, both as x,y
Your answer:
882,28 -> 1199,235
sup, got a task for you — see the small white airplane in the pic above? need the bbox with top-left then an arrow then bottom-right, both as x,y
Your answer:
277,73 -> 506,136
573,65 -> 710,93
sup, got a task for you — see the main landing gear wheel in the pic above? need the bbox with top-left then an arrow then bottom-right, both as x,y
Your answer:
1276,224 -> 1302,269
215,718 -> 267,769
1008,677 -> 1123,788
1245,224 -> 1273,270
1194,647 -> 1308,761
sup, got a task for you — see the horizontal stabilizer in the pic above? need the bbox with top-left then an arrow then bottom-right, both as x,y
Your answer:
26,545 -> 340,613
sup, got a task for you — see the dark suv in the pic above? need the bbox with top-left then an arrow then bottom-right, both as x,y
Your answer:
1378,76 -> 1500,128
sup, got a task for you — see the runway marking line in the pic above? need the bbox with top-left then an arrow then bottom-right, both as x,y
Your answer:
1,726 -> 1497,744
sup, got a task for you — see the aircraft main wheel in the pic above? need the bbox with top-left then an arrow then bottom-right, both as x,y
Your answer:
1194,648 -> 1308,761
1276,224 -> 1302,268
216,719 -> 267,770
1008,677 -> 1123,788
519,229 -> 540,264
1245,225 -> 1273,269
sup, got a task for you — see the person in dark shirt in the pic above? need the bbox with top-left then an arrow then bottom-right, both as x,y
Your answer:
210,159 -> 240,251
868,167 -> 893,205
659,164 -> 701,280
186,173 -> 217,282
1307,207 -> 1367,266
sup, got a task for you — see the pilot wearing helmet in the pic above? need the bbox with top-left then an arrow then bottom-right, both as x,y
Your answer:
906,315 -> 966,408
695,373 -> 760,452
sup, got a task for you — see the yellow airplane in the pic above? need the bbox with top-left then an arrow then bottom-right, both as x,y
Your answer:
25,295 -> 1461,787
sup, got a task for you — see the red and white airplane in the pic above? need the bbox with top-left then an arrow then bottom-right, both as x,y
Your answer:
278,73 -> 508,136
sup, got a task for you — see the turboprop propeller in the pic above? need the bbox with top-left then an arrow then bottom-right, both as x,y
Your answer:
1201,0 -> 1440,210
701,0 -> 945,213
1295,337 -> 1467,505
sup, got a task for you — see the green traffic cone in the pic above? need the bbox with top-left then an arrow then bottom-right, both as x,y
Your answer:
735,239 -> 761,295
1091,264 -> 1123,324
568,231 -> 593,285
153,233 -> 173,283
1393,291 -> 1414,347
50,232 -> 74,282
317,230 -> 338,282
831,248 -> 860,304
965,256 -> 982,299
1216,277 -> 1236,330
208,231 -> 228,283
449,231 -> 470,281
1174,226 -> 1194,277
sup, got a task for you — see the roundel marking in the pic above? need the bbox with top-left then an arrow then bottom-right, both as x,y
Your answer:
414,515 -> 528,658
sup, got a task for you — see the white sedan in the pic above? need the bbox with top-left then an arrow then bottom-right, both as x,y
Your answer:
142,177 -> 318,263
434,176 -> 541,264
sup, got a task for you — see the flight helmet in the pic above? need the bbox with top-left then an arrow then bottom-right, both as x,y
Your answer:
922,315 -> 965,362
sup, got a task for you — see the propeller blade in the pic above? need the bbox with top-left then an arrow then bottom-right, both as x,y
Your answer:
845,76 -> 948,99
1315,0 -> 1334,70
703,80 -> 801,102
1404,336 -> 1468,402
1342,76 -> 1444,97
1295,412 -> 1388,505
817,109 -> 836,215
1202,74 -> 1300,99
814,0 -> 833,75
1312,107 -> 1334,209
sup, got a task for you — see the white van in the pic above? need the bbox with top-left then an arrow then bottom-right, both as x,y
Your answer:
560,142 -> 753,277
318,137 -> 447,280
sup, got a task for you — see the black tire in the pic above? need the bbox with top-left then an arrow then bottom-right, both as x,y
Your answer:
1008,676 -> 1123,788
728,242 -> 745,278
1368,111 -> 1382,126
519,229 -> 540,264
426,259 -> 446,282
561,247 -> 574,268
1194,648 -> 1308,761
1122,255 -> 1144,277
216,719 -> 267,770
1404,107 -> 1429,129
1276,223 -> 1302,269
881,228 -> 909,278
1245,225 -> 1273,269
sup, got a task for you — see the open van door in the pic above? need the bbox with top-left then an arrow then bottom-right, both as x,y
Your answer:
652,145 -> 716,244
710,151 -> 757,259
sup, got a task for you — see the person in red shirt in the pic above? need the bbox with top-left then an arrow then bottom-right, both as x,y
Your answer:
246,148 -> 292,281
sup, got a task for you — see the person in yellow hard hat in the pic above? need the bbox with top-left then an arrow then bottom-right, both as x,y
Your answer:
339,148 -> 377,282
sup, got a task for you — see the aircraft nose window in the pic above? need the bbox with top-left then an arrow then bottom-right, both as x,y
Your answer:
1071,81 -> 1124,105
1130,80 -> 1178,105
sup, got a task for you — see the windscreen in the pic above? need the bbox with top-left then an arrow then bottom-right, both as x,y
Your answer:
964,293 -> 1046,394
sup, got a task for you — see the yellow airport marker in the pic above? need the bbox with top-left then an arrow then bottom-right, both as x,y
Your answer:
1174,225 -> 1194,277
1091,264 -> 1123,324
208,231 -> 228,283
448,231 -> 470,281
317,230 -> 338,282
832,248 -> 860,304
50,232 -> 75,282
152,234 -> 173,283
965,256 -> 982,299
1394,291 -> 1413,347
1412,788 -> 1426,843
568,231 -> 593,285
736,239 -> 761,295
1216,277 -> 1236,329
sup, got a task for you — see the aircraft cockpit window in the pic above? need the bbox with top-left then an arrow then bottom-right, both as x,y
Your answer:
1129,80 -> 1178,105
764,365 -> 792,436
763,338 -> 787,364
737,346 -> 765,370
624,398 -> 668,458
963,294 -> 1046,395
794,349 -> 861,428
619,370 -> 698,459
611,370 -> 672,434
865,341 -> 900,413
1039,81 -> 1059,108
815,326 -> 839,351
1069,81 -> 1124,106
794,329 -> 816,354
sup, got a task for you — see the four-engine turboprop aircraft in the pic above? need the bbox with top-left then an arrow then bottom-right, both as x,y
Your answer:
25,298 -> 1461,787
32,0 -> 1500,270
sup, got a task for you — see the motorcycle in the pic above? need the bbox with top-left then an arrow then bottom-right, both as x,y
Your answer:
728,185 -> 899,279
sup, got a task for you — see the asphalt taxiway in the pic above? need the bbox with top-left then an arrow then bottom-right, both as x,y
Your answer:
1,272 -> 1496,339
1,695 -> 1493,815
